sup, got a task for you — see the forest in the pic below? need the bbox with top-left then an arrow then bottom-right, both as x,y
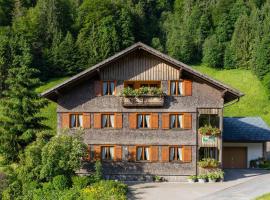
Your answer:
0,0 -> 270,199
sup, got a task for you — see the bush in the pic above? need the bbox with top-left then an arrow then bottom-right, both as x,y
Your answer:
80,180 -> 128,200
72,176 -> 94,189
94,161 -> 102,181
52,175 -> 69,190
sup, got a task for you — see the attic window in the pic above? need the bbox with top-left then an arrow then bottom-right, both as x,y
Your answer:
103,81 -> 115,95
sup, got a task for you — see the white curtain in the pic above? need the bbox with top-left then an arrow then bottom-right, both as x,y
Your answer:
110,82 -> 115,95
103,82 -> 108,95
145,147 -> 150,160
178,115 -> 182,128
171,81 -> 176,95
110,115 -> 115,128
102,147 -> 106,159
178,81 -> 183,95
137,147 -> 142,160
178,148 -> 183,161
71,115 -> 76,127
109,147 -> 114,160
78,115 -> 83,127
170,115 -> 176,128
102,115 -> 107,128
170,148 -> 175,161
138,115 -> 143,128
145,115 -> 150,128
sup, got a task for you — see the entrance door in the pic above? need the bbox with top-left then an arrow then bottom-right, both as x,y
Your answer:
222,147 -> 247,169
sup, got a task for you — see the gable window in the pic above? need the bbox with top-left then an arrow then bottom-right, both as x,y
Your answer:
101,146 -> 114,160
169,146 -> 183,161
103,81 -> 115,95
70,114 -> 83,128
102,114 -> 115,128
136,146 -> 150,161
137,114 -> 151,128
170,114 -> 183,129
170,80 -> 183,96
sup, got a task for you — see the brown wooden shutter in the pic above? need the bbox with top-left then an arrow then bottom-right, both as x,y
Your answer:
83,113 -> 91,128
114,80 -> 117,95
161,146 -> 169,162
183,146 -> 192,162
129,113 -> 137,129
62,113 -> 70,128
128,146 -> 136,161
95,81 -> 102,96
151,113 -> 159,129
183,113 -> 192,129
114,145 -> 122,161
94,145 -> 101,160
150,146 -> 159,162
168,80 -> 171,96
94,113 -> 102,129
183,80 -> 192,96
162,113 -> 170,129
115,113 -> 123,129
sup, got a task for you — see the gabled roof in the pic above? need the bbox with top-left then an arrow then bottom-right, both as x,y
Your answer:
41,42 -> 244,102
223,117 -> 270,142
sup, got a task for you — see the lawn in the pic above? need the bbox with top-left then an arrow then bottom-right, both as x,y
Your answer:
256,193 -> 270,200
193,65 -> 270,125
37,65 -> 270,130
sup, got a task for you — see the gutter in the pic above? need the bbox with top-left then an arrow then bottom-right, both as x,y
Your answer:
224,97 -> 240,108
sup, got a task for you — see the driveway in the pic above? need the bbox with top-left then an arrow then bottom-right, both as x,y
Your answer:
127,170 -> 270,200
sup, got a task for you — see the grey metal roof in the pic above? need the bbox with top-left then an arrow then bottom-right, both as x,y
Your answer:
223,117 -> 270,142
41,42 -> 244,102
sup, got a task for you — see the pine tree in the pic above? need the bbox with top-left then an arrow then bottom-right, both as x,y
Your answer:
0,37 -> 48,163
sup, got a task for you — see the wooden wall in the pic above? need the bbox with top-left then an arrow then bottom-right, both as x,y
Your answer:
101,50 -> 180,80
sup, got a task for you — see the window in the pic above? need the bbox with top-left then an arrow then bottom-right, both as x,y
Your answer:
124,81 -> 160,89
170,80 -> 183,96
70,114 -> 83,128
136,146 -> 150,161
170,114 -> 183,129
199,147 -> 218,160
199,114 -> 219,128
101,146 -> 114,160
169,147 -> 183,161
102,114 -> 115,128
137,114 -> 151,128
103,81 -> 115,95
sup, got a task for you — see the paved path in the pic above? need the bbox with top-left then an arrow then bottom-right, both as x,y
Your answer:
127,170 -> 270,200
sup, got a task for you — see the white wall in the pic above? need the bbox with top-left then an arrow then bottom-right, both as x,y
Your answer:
223,143 -> 263,167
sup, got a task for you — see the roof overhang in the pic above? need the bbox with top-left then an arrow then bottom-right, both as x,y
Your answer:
41,42 -> 244,102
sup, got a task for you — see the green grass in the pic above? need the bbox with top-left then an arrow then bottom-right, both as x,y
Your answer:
36,77 -> 68,131
193,65 -> 270,125
256,193 -> 270,200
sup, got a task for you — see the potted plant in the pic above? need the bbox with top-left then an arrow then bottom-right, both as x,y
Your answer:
187,175 -> 197,183
215,170 -> 225,182
208,173 -> 218,183
198,125 -> 221,136
153,175 -> 163,182
198,158 -> 219,168
197,174 -> 207,183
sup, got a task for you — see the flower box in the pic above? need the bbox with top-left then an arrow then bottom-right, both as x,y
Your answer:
122,96 -> 165,107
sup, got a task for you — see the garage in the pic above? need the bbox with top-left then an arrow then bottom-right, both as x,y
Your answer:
223,147 -> 247,168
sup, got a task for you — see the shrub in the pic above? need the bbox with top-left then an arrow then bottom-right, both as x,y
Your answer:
52,175 -> 69,190
94,161 -> 103,181
80,180 -> 128,200
72,176 -> 94,189
198,158 -> 219,168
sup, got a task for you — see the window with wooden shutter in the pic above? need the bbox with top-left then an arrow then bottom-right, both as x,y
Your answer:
162,113 -> 170,129
94,145 -> 101,160
102,81 -> 116,95
86,145 -> 91,161
169,80 -> 183,96
183,113 -> 192,129
94,113 -> 102,128
114,145 -> 122,161
169,146 -> 183,162
150,146 -> 159,162
170,114 -> 183,129
115,113 -> 123,129
182,146 -> 192,162
183,80 -> 192,96
128,146 -> 136,161
161,146 -> 169,162
151,113 -> 159,129
94,81 -> 102,96
62,113 -> 70,128
83,113 -> 91,128
129,113 -> 137,129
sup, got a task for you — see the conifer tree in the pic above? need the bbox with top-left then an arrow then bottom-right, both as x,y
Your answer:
0,37 -> 48,163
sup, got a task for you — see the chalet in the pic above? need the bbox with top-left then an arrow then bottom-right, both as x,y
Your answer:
41,42 -> 270,181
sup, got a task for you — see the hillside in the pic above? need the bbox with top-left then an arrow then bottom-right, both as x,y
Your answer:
38,66 -> 270,130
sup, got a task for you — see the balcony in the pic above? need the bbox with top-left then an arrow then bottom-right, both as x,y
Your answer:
122,96 -> 165,107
